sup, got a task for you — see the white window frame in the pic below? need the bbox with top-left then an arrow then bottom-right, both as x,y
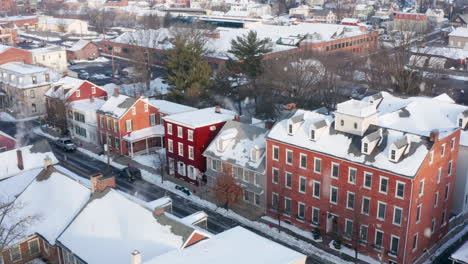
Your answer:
313,180 -> 320,199
377,201 -> 386,221
437,167 -> 442,184
243,169 -> 249,182
393,206 -> 403,226
441,144 -> 446,157
395,181 -> 405,199
272,192 -> 279,211
314,157 -> 321,174
144,103 -> 148,112
299,153 -> 307,169
360,225 -> 368,242
76,90 -> 80,98
346,191 -> 355,210
412,233 -> 418,252
442,209 -> 447,226
451,137 -> 456,150
390,235 -> 400,255
434,191 -> 439,208
298,176 -> 306,194
91,86 -> 96,94
445,184 -> 450,200
448,160 -> 453,176
363,171 -> 372,189
375,229 -> 384,248
43,241 -> 50,256
284,197 -> 292,216
9,245 -> 21,262
416,204 -> 422,223
168,139 -> 173,153
188,146 -> 194,160
285,171 -> 292,189
272,145 -> 279,161
331,162 -> 339,179
272,167 -> 279,184
28,238 -> 40,255
429,150 -> 434,164
297,202 -> 306,220
348,167 -> 357,184
330,186 -> 338,205
187,130 -> 193,141
286,149 -> 293,165
312,207 -> 320,225
431,218 -> 436,234
178,142 -> 184,157
345,219 -> 353,238
167,123 -> 173,135
362,196 -> 371,215
254,173 -> 260,187
125,119 -> 133,132
419,179 -> 425,197
379,176 -> 389,194
177,126 -> 183,138
131,106 -> 136,115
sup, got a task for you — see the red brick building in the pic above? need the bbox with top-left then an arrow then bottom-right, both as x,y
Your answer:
0,44 -> 32,64
0,130 -> 16,152
163,107 -> 237,185
0,16 -> 38,30
105,0 -> 128,6
265,94 -> 461,264
66,39 -> 99,60
97,90 -> 196,156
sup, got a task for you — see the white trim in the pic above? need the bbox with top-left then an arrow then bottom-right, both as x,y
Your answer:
272,167 -> 279,184
346,191 -> 355,210
9,244 -> 21,262
348,167 -> 357,184
451,137 -> 456,150
393,206 -> 403,226
299,153 -> 307,169
285,149 -> 293,165
441,143 -> 446,157
298,176 -> 306,194
331,162 -> 340,179
188,146 -> 194,160
167,123 -> 173,135
28,238 -> 40,256
375,229 -> 384,248
437,167 -> 442,184
312,206 -> 320,225
379,176 -> 389,194
187,129 -> 193,141
377,201 -> 386,221
361,196 -> 371,215
434,191 -> 439,208
314,157 -> 322,174
272,145 -> 279,161
419,179 -> 425,197
363,171 -> 372,189
429,150 -> 434,164
395,180 -> 405,199
271,192 -> 279,210
177,126 -> 183,138
178,142 -> 184,157
360,224 -> 369,242
285,171 -> 292,189
168,139 -> 173,153
412,233 -> 419,252
297,202 -> 306,220
312,180 -> 321,199
330,186 -> 338,205
390,235 -> 400,255
344,218 -> 353,238
448,160 -> 453,176
445,184 -> 450,200
284,196 -> 292,216
416,204 -> 422,223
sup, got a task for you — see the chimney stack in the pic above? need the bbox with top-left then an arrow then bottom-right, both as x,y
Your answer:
430,130 -> 439,142
17,149 -> 24,170
90,96 -> 95,103
215,106 -> 221,113
154,207 -> 165,216
135,93 -> 141,99
131,250 -> 142,264
90,173 -> 116,193
113,88 -> 119,97
44,155 -> 53,169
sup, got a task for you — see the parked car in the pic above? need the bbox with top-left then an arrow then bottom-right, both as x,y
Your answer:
118,167 -> 142,182
78,71 -> 89,80
56,138 -> 77,152
175,185 -> 191,196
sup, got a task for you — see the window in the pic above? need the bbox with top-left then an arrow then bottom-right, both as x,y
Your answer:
312,181 -> 320,199
211,159 -> 220,171
412,233 -> 418,251
312,207 -> 320,224
310,129 -> 316,140
442,210 -> 446,226
445,184 -> 450,200
178,127 -> 183,138
286,150 -> 293,164
31,103 -> 37,113
272,146 -> 279,161
298,203 -> 305,220
272,193 -> 279,210
115,137 -> 120,149
419,180 -> 424,197
448,160 -> 453,176
243,169 -> 249,182
126,120 -> 133,132
30,90 -> 35,98
348,168 -> 356,184
254,193 -> 261,206
149,114 -> 156,126
347,192 -> 355,210
314,158 -> 322,174
144,104 -> 148,112
167,124 -> 172,135
345,219 -> 353,238
177,162 -> 186,176
131,106 -> 136,115
300,153 -> 307,169
91,86 -> 96,94
32,75 -> 37,84
441,144 -> 446,157
431,218 -> 436,233
416,204 -> 422,223
43,242 -> 50,256
168,139 -> 173,153
396,181 -> 405,199
107,118 -> 112,131
393,207 -> 403,226
288,124 -> 293,134
340,119 -> 344,126
188,130 -> 193,141
429,150 -> 434,164
330,186 -> 338,204
451,138 -> 456,150
390,236 -> 400,255
332,163 -> 339,179
363,142 -> 368,153
74,112 -> 85,123
233,167 -> 243,178
254,173 -> 260,186
178,142 -> 184,156
299,176 -> 306,193
362,197 -> 370,215
114,120 -> 119,132
375,230 -> 384,248
75,126 -> 87,137
187,165 -> 196,180
354,122 -> 358,129
272,168 -> 279,184
243,190 -> 250,201
437,167 -> 442,183
284,197 -> 292,215
285,172 -> 292,189
28,239 -> 40,255
363,172 -> 372,189
45,73 -> 50,82
10,245 -> 21,262
379,176 -> 388,194
434,192 -> 439,208
188,146 -> 194,160
377,201 -> 386,220
459,118 -> 464,128
390,149 -> 396,160
360,225 -> 368,242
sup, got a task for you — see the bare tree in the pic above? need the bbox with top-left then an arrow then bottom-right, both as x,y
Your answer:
155,150 -> 166,184
211,167 -> 243,210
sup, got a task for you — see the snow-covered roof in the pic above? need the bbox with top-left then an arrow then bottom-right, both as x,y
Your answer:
58,189 -> 199,264
204,121 -> 268,173
0,15 -> 37,22
0,44 -> 12,53
341,18 -> 360,23
6,168 -> 91,245
97,94 -> 137,118
30,45 -> 64,54
362,92 -> 468,146
449,27 -> 468,38
110,23 -> 369,59
122,125 -> 165,141
69,98 -> 106,112
144,226 -> 306,264
0,129 -> 16,142
0,141 -> 59,180
267,108 -> 433,177
149,99 -> 197,115
0,62 -> 61,89
0,168 -> 41,203
67,39 -> 94,51
0,62 -> 50,74
45,76 -> 85,99
38,16 -> 78,25
163,107 -> 236,129
415,46 -> 468,60
451,239 -> 468,263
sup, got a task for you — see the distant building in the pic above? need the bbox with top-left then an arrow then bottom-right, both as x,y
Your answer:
425,8 -> 445,24
450,14 -> 468,28
37,16 -> 88,34
308,9 -> 337,23
0,15 -> 38,30
0,44 -> 32,65
30,45 -> 68,73
289,5 -> 312,19
449,27 -> 468,49
393,12 -> 429,32
0,26 -> 19,44
66,39 -> 99,60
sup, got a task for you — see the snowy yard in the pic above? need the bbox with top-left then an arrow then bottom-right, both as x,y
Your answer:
102,78 -> 169,97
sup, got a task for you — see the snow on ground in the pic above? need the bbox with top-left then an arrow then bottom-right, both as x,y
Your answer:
102,78 -> 169,97
76,147 -> 126,169
33,127 -> 60,140
20,31 -> 62,41
0,112 -> 16,121
72,57 -> 109,63
133,154 -> 159,169
328,241 -> 380,264
423,221 -> 468,263
262,216 -> 322,243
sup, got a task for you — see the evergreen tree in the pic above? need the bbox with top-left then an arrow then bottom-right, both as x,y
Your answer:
165,32 -> 211,106
163,12 -> 172,28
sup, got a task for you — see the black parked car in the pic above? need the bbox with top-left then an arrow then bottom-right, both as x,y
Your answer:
118,167 -> 142,182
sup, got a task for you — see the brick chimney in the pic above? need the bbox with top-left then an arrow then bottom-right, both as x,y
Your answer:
131,250 -> 141,264
215,106 -> 221,113
113,88 -> 119,97
90,96 -> 95,103
430,130 -> 439,142
135,93 -> 141,99
17,149 -> 24,170
90,173 -> 116,192
154,207 -> 165,216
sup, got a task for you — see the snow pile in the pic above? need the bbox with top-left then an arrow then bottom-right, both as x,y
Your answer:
149,100 -> 197,115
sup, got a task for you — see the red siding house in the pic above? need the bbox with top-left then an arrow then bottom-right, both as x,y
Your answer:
163,107 -> 237,186
0,130 -> 16,152
0,44 -> 32,65
265,93 -> 461,264
96,89 -> 196,156
66,39 -> 99,60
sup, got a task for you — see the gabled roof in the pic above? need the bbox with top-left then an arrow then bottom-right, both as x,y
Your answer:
45,76 -> 86,100
67,39 -> 94,51
97,94 -> 137,118
449,26 -> 468,38
148,99 -> 197,115
203,120 -> 269,172
163,107 -> 236,129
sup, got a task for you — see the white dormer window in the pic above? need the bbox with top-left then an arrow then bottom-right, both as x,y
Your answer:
131,106 -> 136,115
76,90 -> 80,98
288,124 -> 293,135
459,118 -> 464,128
310,129 -> 316,141
363,142 -> 369,154
340,119 -> 344,126
92,86 -> 96,94
390,149 -> 396,161
217,138 -> 225,152
250,147 -> 258,161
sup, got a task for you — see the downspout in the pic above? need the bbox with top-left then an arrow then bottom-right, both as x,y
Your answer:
403,177 -> 414,264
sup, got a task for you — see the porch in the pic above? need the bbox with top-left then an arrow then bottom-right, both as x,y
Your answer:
123,125 -> 165,158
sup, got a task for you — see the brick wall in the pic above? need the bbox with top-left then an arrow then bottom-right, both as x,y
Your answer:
0,48 -> 33,65
1,236 -> 60,264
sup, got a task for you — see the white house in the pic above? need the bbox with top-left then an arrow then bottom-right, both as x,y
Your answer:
37,16 -> 89,35
30,45 -> 68,73
67,97 -> 106,146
